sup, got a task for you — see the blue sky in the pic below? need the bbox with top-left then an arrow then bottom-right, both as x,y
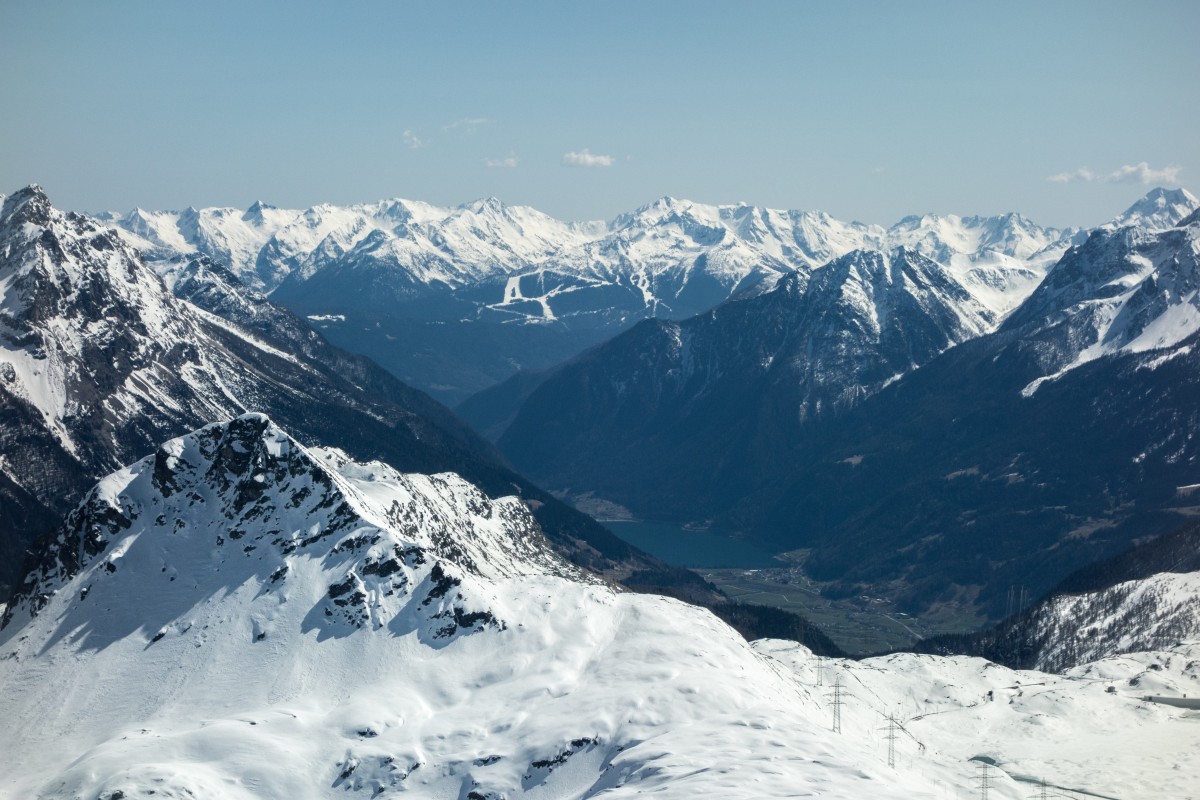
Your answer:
2,1 -> 1197,227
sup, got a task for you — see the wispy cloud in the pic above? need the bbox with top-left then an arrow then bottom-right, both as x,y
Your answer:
562,149 -> 614,168
402,129 -> 423,149
1048,162 -> 1180,185
1106,162 -> 1182,185
444,117 -> 491,133
484,153 -> 519,168
1047,167 -> 1096,183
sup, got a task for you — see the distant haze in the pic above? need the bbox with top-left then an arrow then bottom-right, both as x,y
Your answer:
1,0 -> 1197,228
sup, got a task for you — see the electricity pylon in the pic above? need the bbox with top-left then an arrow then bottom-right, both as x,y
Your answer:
881,714 -> 898,767
828,675 -> 844,733
974,762 -> 992,800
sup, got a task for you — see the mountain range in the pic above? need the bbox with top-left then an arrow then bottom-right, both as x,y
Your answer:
0,184 -> 847,651
0,186 -> 665,601
460,188 -> 1200,619
105,192 -> 1086,403
3,180 -> 1200,798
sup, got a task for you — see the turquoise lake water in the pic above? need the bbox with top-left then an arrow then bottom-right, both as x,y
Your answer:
602,520 -> 780,568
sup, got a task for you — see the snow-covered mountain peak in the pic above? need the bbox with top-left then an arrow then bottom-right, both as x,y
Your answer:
805,247 -> 994,343
0,413 -> 577,639
618,194 -> 688,223
0,183 -> 53,228
0,186 -> 201,437
1009,215 -> 1200,395
459,195 -> 507,215
242,199 -> 280,224
103,188 -> 1087,355
1109,186 -> 1199,231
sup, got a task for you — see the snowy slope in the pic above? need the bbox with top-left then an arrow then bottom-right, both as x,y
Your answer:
1020,571 -> 1200,671
884,211 -> 1076,317
0,416 -> 959,800
3,415 -> 1195,799
759,639 -> 1200,800
111,201 -> 299,291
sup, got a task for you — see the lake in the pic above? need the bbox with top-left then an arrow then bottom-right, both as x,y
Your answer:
603,520 -> 780,568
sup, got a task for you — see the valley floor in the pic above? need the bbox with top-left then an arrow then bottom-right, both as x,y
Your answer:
701,566 -> 986,655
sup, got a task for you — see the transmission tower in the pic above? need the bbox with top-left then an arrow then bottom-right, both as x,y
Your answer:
1027,778 -> 1050,800
815,655 -> 824,686
881,714 -> 898,767
829,675 -> 844,734
974,762 -> 992,800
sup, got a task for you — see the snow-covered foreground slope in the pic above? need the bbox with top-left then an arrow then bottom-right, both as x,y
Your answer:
760,640 -> 1200,800
2,415 -> 1197,798
0,415 -> 954,799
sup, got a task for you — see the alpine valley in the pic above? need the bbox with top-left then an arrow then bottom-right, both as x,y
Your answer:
462,188 -> 1200,620
3,182 -> 1200,800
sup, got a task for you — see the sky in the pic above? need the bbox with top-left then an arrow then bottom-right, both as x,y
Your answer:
1,0 -> 1197,228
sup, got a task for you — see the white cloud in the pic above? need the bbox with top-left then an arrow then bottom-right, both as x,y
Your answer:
485,153 -> 519,168
402,129 -> 423,149
561,149 -> 615,168
444,117 -> 491,132
1048,167 -> 1096,183
1106,161 -> 1182,185
1048,162 -> 1180,185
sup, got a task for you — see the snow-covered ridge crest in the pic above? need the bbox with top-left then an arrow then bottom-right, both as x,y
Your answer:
104,187 -> 1095,322
0,413 -> 582,639
111,193 -> 605,294
89,185 -> 1190,330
